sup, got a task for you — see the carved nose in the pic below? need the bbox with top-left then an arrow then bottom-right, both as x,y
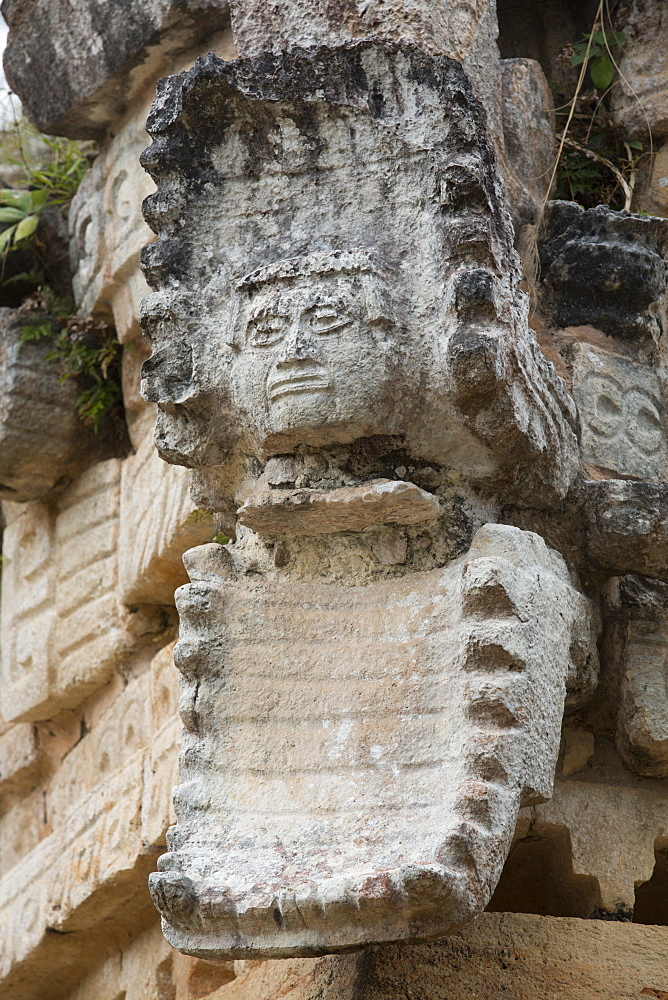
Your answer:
276,323 -> 315,366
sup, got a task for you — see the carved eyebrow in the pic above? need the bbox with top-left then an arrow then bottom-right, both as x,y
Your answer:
302,296 -> 349,313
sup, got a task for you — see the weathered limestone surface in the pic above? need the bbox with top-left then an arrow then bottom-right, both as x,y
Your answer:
539,202 -> 668,344
140,41 -> 577,503
572,345 -> 667,480
604,574 -> 668,778
582,480 -> 668,581
149,524 -> 596,957
0,0 -> 231,138
0,461 -> 134,721
0,643 -> 180,1000
534,779 -> 668,915
119,427 -> 213,606
0,310 -> 108,501
612,0 -> 668,140
225,0 -> 556,224
500,57 -> 556,213
4,0 -> 668,998
68,115 -> 155,340
237,479 -> 442,537
222,914 -> 668,1000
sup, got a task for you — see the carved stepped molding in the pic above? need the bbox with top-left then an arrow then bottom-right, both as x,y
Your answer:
149,524 -> 596,957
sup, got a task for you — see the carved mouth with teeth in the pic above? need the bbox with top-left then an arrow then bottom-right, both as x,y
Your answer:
267,368 -> 330,402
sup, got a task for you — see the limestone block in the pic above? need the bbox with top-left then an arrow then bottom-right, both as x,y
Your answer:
0,751 -> 160,1000
613,579 -> 668,777
45,672 -> 150,831
560,727 -> 595,777
0,461 -> 134,722
119,427 -> 213,607
539,201 -> 668,342
47,751 -> 148,931
68,926 -> 169,1000
238,480 -> 442,537
0,788 -> 47,874
149,524 -> 596,957
0,311 -> 103,502
0,500 -> 57,720
142,715 -> 180,849
572,345 -> 667,480
0,723 -> 42,799
612,0 -> 668,139
219,913 -> 668,1000
500,58 -> 556,214
535,779 -> 668,914
1,0 -> 231,138
140,42 -> 577,501
619,614 -> 668,777
69,110 -> 155,337
583,480 -> 668,580
149,641 -> 180,732
650,144 -> 668,211
68,922 -> 236,1000
0,837 -> 55,988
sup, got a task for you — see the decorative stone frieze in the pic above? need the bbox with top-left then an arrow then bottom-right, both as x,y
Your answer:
571,345 -> 667,481
0,461 -> 134,722
119,428 -> 213,607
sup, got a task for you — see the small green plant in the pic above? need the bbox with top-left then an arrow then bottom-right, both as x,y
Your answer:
187,509 -> 230,546
549,5 -> 654,212
0,121 -> 88,256
567,28 -> 626,91
18,288 -> 122,433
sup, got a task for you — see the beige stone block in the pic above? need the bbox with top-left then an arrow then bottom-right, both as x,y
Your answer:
618,611 -> 668,777
119,429 -> 213,606
612,0 -> 668,139
651,144 -> 668,210
237,479 -> 442,537
69,96 -> 155,329
535,779 -> 668,912
46,672 -> 150,831
0,835 -> 54,983
0,751 -> 161,1000
0,723 -> 43,798
561,728 -> 595,777
0,461 -> 133,722
0,501 -> 56,721
149,642 -> 180,732
47,750 -> 149,931
172,952 -> 236,999
178,913 -> 668,1000
0,789 -> 48,872
142,715 -> 180,849
35,711 -> 82,765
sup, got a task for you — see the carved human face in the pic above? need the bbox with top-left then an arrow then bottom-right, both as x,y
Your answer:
227,267 -> 397,451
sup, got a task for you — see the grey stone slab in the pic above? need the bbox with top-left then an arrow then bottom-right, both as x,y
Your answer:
1,0 -> 230,138
572,344 -> 667,480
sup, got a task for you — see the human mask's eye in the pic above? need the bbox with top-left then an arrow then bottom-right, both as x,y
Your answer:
307,305 -> 350,334
247,314 -> 288,346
